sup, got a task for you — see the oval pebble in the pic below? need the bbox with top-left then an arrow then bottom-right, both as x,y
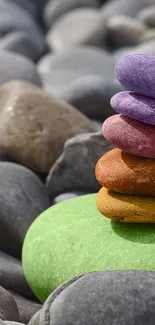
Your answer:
102,114 -> 155,158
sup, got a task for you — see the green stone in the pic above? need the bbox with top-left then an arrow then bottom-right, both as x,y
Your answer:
22,194 -> 155,302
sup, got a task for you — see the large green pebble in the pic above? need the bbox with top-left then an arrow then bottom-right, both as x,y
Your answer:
22,194 -> 155,302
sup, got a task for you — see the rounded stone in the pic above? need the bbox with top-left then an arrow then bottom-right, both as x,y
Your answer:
23,194 -> 155,302
111,91 -> 155,125
102,114 -> 155,158
115,54 -> 155,98
138,5 -> 155,27
97,186 -> 155,223
46,8 -> 105,51
0,80 -> 93,173
36,271 -> 155,325
95,148 -> 155,196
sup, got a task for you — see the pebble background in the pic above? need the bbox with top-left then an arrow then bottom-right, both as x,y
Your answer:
0,0 -> 155,324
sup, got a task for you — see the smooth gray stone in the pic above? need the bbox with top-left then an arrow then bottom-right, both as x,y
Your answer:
91,120 -> 102,132
32,271 -> 155,325
0,0 -> 45,56
106,14 -> 146,48
0,51 -> 42,86
9,292 -> 41,324
37,47 -> 115,96
4,322 -> 25,325
53,192 -> 89,204
138,5 -> 155,27
0,162 -> 50,258
0,252 -> 35,299
101,0 -> 155,20
46,132 -> 113,199
43,0 -> 99,28
60,76 -> 124,120
0,286 -> 19,321
0,32 -> 40,62
28,310 -> 41,325
46,8 -> 106,51
7,0 -> 37,17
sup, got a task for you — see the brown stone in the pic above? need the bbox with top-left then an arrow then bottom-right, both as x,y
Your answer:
0,80 -> 93,173
95,148 -> 155,196
97,186 -> 155,223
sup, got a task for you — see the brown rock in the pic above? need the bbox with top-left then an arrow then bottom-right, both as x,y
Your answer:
97,186 -> 155,223
0,80 -> 93,173
95,148 -> 155,196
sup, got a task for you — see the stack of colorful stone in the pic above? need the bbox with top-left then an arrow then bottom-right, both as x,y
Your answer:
95,53 -> 155,223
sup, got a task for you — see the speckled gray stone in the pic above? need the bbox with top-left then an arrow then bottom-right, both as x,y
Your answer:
0,162 -> 50,258
0,51 -> 42,86
0,286 -> 19,321
43,0 -> 99,28
46,132 -> 113,199
60,75 -> 124,120
30,271 -> 155,325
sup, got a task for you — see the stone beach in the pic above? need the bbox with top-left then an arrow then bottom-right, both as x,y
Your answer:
1,0 -> 155,324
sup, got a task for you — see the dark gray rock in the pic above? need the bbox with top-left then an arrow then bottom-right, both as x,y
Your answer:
138,5 -> 155,27
0,32 -> 41,62
0,0 -> 45,56
7,0 -> 37,17
106,14 -> 146,48
43,0 -> 99,28
53,192 -> 89,204
0,251 -> 35,299
9,292 -> 41,324
101,0 -> 155,20
46,8 -> 105,51
60,76 -> 124,120
31,271 -> 155,325
0,51 -> 42,86
46,132 -> 113,199
0,286 -> 19,321
0,162 -> 50,258
28,310 -> 41,325
37,47 -> 115,96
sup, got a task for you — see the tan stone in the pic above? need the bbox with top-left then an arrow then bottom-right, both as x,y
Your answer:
0,80 -> 93,173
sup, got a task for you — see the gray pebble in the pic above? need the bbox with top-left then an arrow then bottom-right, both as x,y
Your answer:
138,5 -> 155,27
0,162 -> 50,258
106,14 -> 146,48
0,251 -> 35,299
37,47 -> 115,96
46,132 -> 113,200
0,51 -> 42,86
7,0 -> 38,17
0,286 -> 19,321
43,0 -> 99,28
46,8 -> 106,51
60,76 -> 124,120
9,292 -> 41,324
32,271 -> 155,325
53,192 -> 89,204
0,32 -> 41,62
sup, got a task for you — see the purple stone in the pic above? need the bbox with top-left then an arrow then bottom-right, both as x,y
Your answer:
111,91 -> 155,125
115,54 -> 155,98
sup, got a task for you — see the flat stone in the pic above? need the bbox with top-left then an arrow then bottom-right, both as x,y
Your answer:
138,5 -> 155,27
0,286 -> 19,321
111,91 -> 155,124
46,9 -> 105,51
0,251 -> 35,299
30,271 -> 155,325
0,80 -> 93,173
43,0 -> 99,28
53,192 -> 89,204
102,114 -> 155,158
106,14 -> 146,48
46,132 -> 113,200
96,148 -> 155,196
37,47 -> 115,96
0,0 -> 45,56
9,292 -> 41,324
0,51 -> 41,86
115,54 -> 155,98
0,162 -> 50,258
60,76 -> 124,120
0,32 -> 41,62
97,186 -> 155,223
